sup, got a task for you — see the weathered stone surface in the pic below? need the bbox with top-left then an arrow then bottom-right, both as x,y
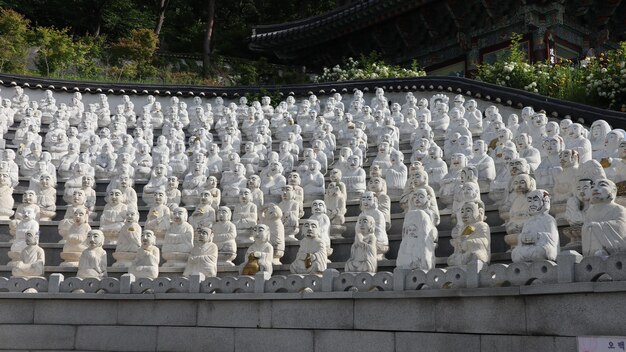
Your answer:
197,300 -> 271,328
314,330 -> 395,352
435,296 -> 526,334
396,332 -> 480,352
34,300 -> 117,325
0,299 -> 34,324
157,327 -> 234,352
235,328 -> 314,352
525,292 -> 626,336
75,326 -> 158,351
117,300 -> 197,326
480,335 -> 576,352
271,299 -> 353,329
354,298 -> 436,331
0,324 -> 75,350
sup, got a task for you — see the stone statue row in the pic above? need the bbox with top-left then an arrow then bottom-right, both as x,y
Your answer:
3,86 -> 626,281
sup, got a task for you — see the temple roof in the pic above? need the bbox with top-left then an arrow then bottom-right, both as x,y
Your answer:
248,0 -> 626,68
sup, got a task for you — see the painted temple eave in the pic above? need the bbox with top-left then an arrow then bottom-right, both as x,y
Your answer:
247,0 -> 626,69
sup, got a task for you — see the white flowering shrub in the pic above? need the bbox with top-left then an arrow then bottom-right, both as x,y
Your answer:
478,33 -> 626,111
314,53 -> 426,83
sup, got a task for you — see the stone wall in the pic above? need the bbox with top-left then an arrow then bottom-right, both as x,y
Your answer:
3,284 -> 625,351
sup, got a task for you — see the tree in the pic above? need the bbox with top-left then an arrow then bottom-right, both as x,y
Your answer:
153,0 -> 170,36
0,8 -> 30,73
109,28 -> 159,79
202,0 -> 215,78
31,26 -> 76,76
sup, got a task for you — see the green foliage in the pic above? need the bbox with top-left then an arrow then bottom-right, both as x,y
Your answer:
477,32 -> 626,111
0,8 -> 30,73
31,26 -> 77,76
582,42 -> 626,110
73,35 -> 106,77
109,28 -> 159,79
315,52 -> 426,82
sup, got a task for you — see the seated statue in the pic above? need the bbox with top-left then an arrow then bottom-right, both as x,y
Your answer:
278,185 -> 303,243
368,176 -> 391,229
396,209 -> 437,271
535,136 -> 563,193
439,153 -> 467,209
423,145 -> 447,192
371,142 -> 392,175
358,191 -> 389,260
290,220 -> 328,275
258,203 -> 285,265
182,163 -> 207,206
247,175 -> 264,210
0,171 -> 14,220
187,189 -> 214,229
504,174 -> 536,250
183,227 -> 218,279
100,189 -> 128,245
77,230 -> 108,279
144,191 -> 171,244
11,229 -> 45,278
112,210 -> 142,268
239,224 -> 274,276
552,149 -> 580,218
582,179 -> 626,257
129,230 -> 160,279
300,159 -> 325,202
142,164 -> 168,206
325,172 -> 347,239
386,150 -> 408,196
260,161 -> 287,202
232,188 -> 257,244
447,201 -> 490,267
345,215 -> 377,273
162,207 -> 194,268
511,190 -> 559,262
204,176 -> 221,210
309,200 -> 333,261
342,155 -> 366,200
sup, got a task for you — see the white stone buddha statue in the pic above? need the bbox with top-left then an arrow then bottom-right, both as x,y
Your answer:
239,224 -> 274,276
183,227 -> 218,279
358,191 -> 389,260
129,230 -> 160,279
582,178 -> 626,257
77,230 -> 108,279
162,207 -> 194,268
345,215 -> 377,273
259,203 -> 285,265
112,209 -> 142,268
290,219 -> 328,275
447,200 -> 490,267
396,209 -> 437,271
511,189 -> 559,263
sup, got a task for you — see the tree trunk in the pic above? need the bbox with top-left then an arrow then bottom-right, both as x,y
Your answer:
154,0 -> 170,36
93,0 -> 109,37
202,0 -> 216,79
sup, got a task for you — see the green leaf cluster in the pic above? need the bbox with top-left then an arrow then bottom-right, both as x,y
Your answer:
477,32 -> 626,111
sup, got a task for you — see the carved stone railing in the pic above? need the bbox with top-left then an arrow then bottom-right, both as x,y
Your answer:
2,251 -> 624,294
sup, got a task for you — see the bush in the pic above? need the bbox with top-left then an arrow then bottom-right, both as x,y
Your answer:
314,52 -> 426,82
73,35 -> 106,78
109,28 -> 159,79
477,33 -> 626,111
0,8 -> 30,73
31,26 -> 77,76
583,42 -> 626,110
